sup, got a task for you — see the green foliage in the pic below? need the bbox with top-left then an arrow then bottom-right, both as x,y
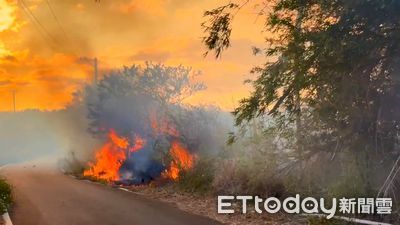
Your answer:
201,3 -> 239,57
213,118 -> 286,197
212,158 -> 285,197
0,178 -> 12,214
203,0 -> 400,200
327,152 -> 374,199
176,156 -> 215,194
203,0 -> 400,147
327,174 -> 365,201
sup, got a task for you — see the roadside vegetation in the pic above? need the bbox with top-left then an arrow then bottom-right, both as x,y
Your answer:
0,178 -> 12,214
201,0 -> 400,224
59,0 -> 400,224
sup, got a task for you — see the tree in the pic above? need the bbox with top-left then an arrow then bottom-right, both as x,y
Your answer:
84,62 -> 205,137
203,0 -> 400,194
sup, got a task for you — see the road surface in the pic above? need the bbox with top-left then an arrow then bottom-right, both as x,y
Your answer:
0,164 -> 222,225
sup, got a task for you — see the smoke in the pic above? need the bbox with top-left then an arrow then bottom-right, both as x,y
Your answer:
82,89 -> 232,183
76,63 -> 233,183
0,108 -> 99,166
0,62 -> 234,185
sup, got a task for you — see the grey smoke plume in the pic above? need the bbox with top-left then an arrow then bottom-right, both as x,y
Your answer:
75,62 -> 233,183
0,108 -> 99,166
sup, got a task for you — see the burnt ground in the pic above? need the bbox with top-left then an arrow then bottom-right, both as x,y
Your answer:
126,185 -> 308,225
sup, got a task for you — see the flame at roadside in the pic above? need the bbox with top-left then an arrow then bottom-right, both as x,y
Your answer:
162,141 -> 194,180
84,115 -> 195,183
83,130 -> 145,181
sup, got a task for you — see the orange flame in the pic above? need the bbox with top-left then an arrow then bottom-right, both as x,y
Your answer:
83,130 -> 144,181
109,129 -> 129,149
162,141 -> 194,180
130,135 -> 146,152
85,113 -> 195,183
150,111 -> 179,137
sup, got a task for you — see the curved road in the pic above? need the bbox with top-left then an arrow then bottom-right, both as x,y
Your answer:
1,164 -> 221,225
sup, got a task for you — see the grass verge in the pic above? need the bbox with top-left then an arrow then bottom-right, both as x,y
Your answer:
0,178 -> 12,214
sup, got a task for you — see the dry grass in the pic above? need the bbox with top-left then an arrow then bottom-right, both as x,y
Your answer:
126,184 -> 307,225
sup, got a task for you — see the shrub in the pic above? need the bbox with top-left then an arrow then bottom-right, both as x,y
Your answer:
212,158 -> 284,197
176,156 -> 215,194
0,178 -> 12,214
212,122 -> 286,197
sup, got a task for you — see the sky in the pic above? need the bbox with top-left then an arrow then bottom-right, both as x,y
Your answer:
0,0 -> 265,111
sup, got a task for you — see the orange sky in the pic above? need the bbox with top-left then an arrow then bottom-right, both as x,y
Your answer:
0,0 -> 265,111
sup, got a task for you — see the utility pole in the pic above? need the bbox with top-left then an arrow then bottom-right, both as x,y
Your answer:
94,57 -> 98,84
12,90 -> 16,112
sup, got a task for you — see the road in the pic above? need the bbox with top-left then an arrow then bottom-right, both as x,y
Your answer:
0,164 -> 222,225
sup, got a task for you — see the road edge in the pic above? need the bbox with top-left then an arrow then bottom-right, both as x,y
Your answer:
2,212 -> 13,225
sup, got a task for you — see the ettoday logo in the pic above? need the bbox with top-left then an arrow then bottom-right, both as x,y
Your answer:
217,195 -> 392,219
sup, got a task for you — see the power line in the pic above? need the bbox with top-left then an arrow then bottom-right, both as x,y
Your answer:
17,0 -> 82,58
44,0 -> 79,55
44,0 -> 68,40
17,0 -> 53,47
94,57 -> 98,84
18,0 -> 60,48
19,0 -> 59,44
12,90 -> 16,112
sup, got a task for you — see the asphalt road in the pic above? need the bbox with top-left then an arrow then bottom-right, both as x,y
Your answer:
0,164 -> 221,225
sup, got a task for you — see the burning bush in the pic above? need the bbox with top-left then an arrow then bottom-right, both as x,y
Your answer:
83,130 -> 131,181
83,127 -> 195,184
161,141 -> 195,180
78,63 -> 231,185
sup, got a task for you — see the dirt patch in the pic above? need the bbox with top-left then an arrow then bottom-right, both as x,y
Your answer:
125,185 -> 307,225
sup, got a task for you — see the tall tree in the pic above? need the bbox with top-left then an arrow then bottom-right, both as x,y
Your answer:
203,0 -> 400,190
204,0 -> 400,148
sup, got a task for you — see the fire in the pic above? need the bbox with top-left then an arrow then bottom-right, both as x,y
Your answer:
84,113 -> 196,183
151,112 -> 195,180
150,111 -> 179,137
83,142 -> 126,181
130,135 -> 146,152
83,130 -> 144,181
109,130 -> 129,149
163,141 -> 194,180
